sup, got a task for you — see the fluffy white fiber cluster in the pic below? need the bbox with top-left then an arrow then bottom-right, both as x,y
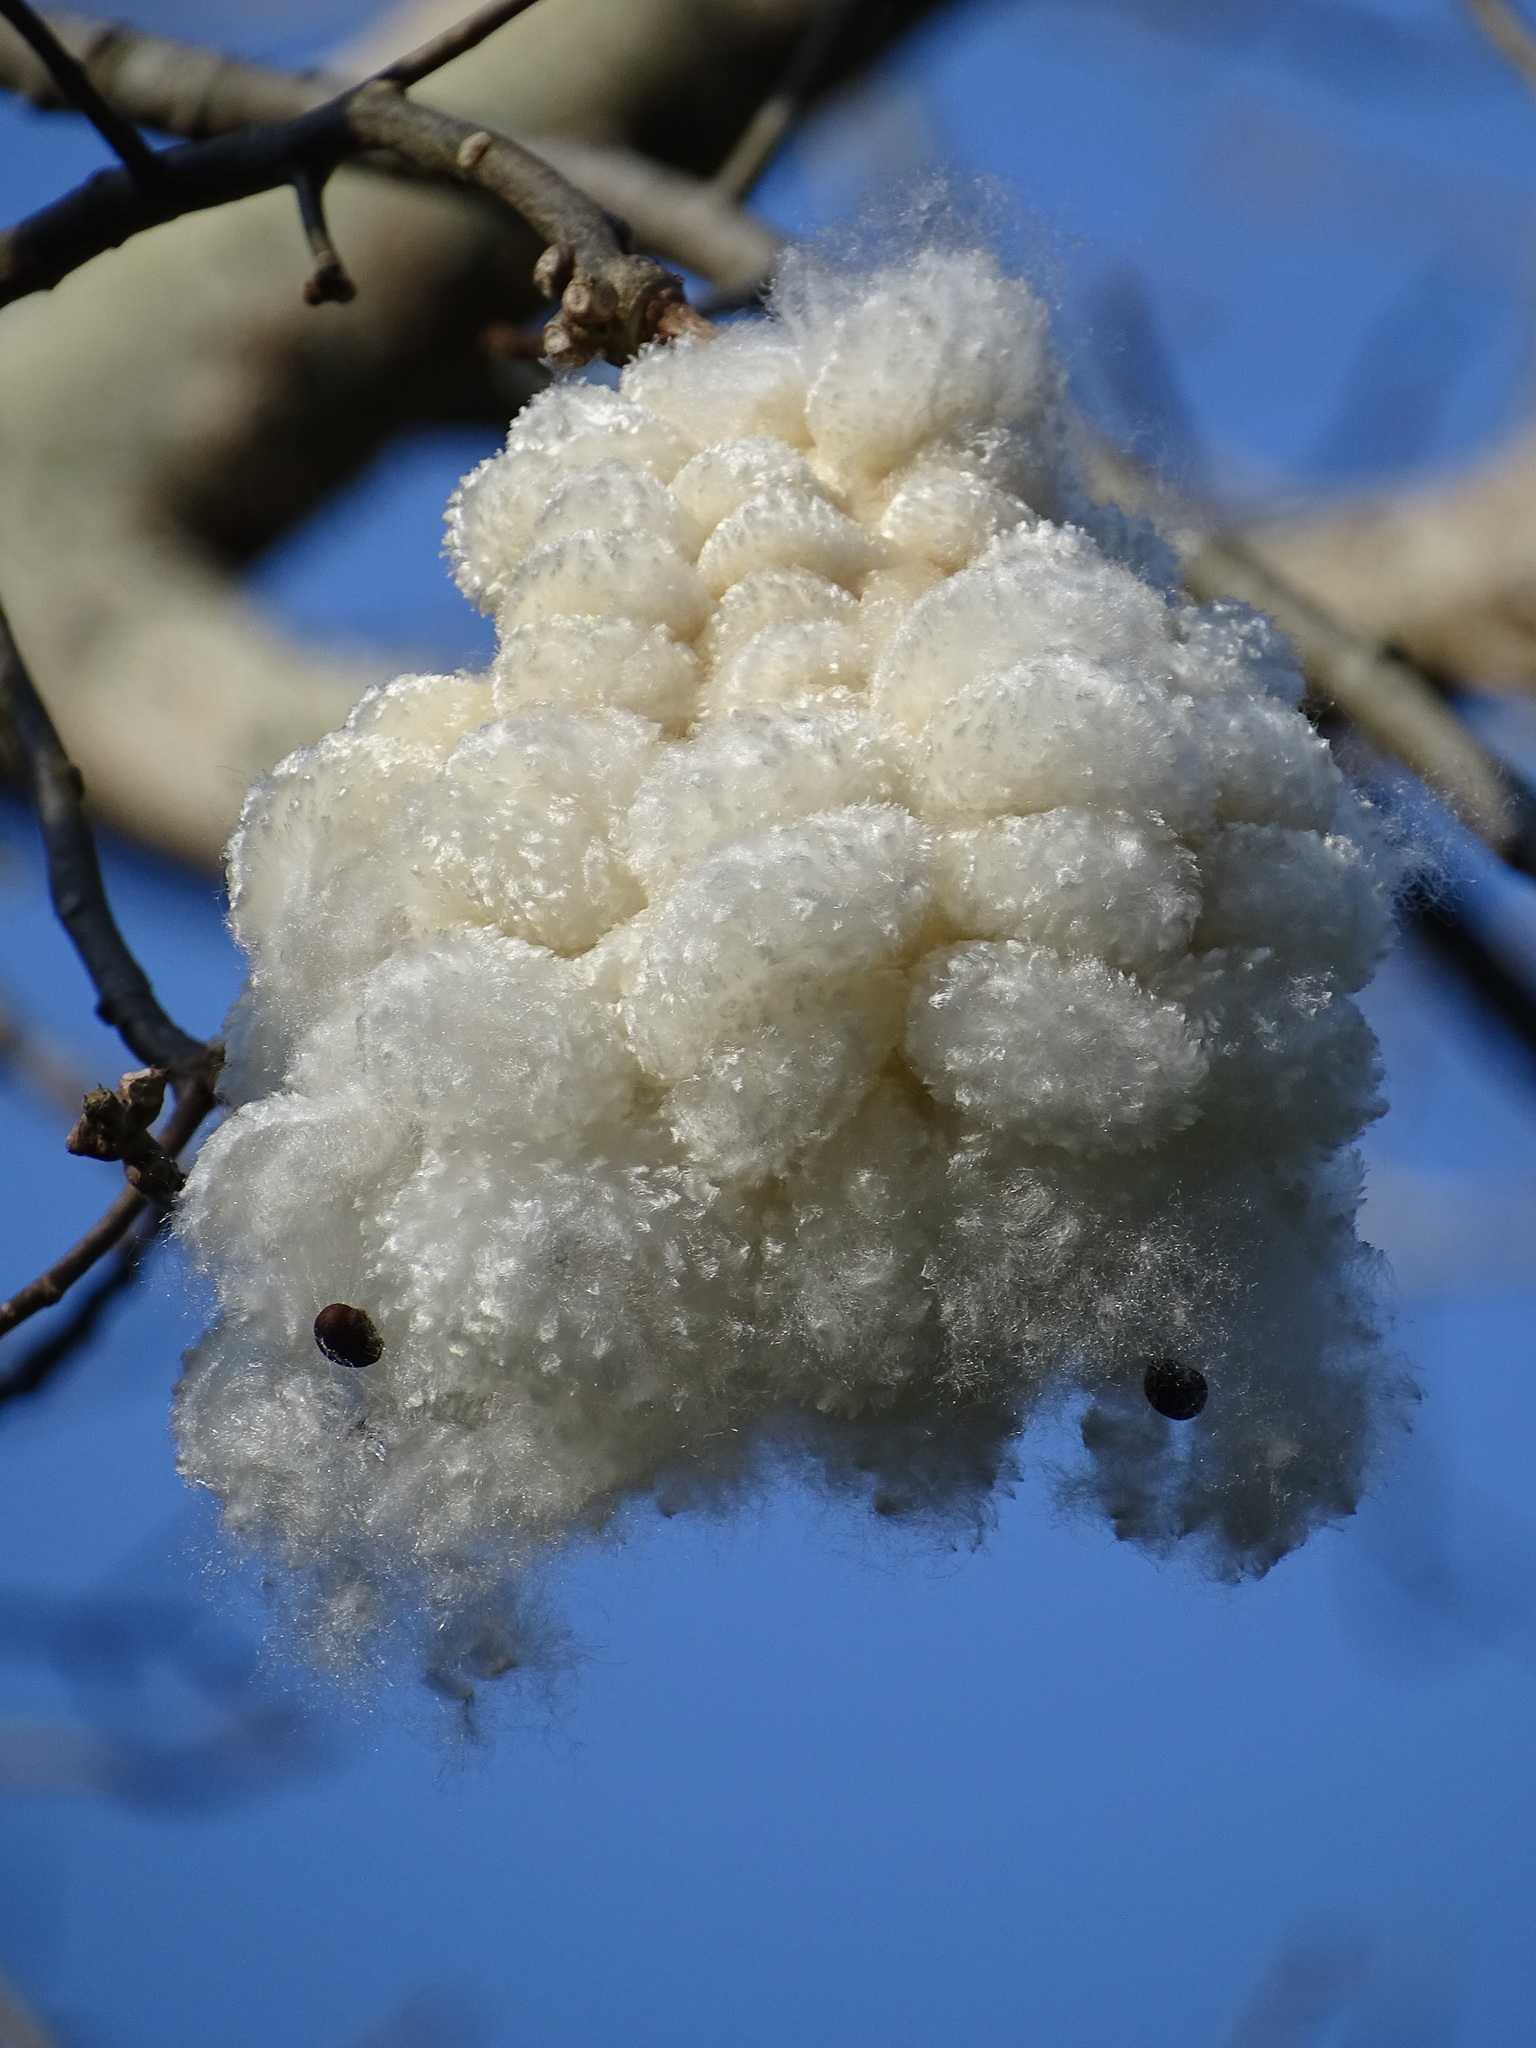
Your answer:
176,240 -> 1398,1688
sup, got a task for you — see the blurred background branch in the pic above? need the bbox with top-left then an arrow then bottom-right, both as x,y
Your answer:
0,0 -> 926,861
1091,441 -> 1536,870
0,1212 -> 161,1404
0,993 -> 88,1120
0,1578 -> 333,1805
1,0 -> 1533,887
0,1971 -> 60,2048
1466,0 -> 1536,99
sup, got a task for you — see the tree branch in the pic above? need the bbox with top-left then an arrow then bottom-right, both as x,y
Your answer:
0,1 -> 552,130
0,602 -> 208,1076
534,136 -> 781,292
292,162 -> 356,304
0,32 -> 710,362
0,1071 -> 214,1346
713,0 -> 875,202
0,1210 -> 161,1406
0,0 -> 159,180
378,0 -> 544,90
0,11 -> 782,301
345,82 -> 712,360
0,6 -> 827,871
0,7 -> 336,136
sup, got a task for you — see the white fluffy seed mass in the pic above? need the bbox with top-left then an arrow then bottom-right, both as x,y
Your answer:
176,244 -> 1399,1689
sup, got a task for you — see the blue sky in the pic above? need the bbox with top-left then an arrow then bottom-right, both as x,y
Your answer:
1,5 -> 1535,2044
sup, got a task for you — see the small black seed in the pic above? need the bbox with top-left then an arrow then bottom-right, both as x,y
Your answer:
314,1303 -> 383,1369
1143,1357 -> 1207,1421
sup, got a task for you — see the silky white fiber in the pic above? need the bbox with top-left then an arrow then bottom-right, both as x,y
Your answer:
177,239 -> 1399,1693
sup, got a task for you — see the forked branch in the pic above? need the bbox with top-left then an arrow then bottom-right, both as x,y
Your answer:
0,5 -> 713,364
0,1210 -> 161,1405
0,1075 -> 215,1345
0,11 -> 782,295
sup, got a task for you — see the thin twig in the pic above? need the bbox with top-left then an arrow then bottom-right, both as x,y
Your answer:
1465,0 -> 1536,93
0,1071 -> 214,1344
293,163 -> 355,305
377,0 -> 544,90
713,0 -> 873,202
0,0 -> 158,180
0,1188 -> 142,1345
0,13 -> 780,293
0,603 -> 208,1077
349,83 -> 710,361
0,8 -> 336,136
0,33 -> 710,361
536,136 -> 782,294
0,1211 -> 161,1406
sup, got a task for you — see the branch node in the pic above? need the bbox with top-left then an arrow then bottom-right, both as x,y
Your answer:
560,272 -> 618,325
66,1065 -> 167,1158
67,1065 -> 186,1202
124,1150 -> 186,1204
532,242 -> 576,299
0,1059 -> 220,1347
292,161 -> 356,307
652,297 -> 718,347
539,316 -> 582,367
455,128 -> 493,172
302,260 -> 357,308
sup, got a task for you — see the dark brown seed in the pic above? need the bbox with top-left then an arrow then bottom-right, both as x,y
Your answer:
1143,1358 -> 1208,1421
314,1303 -> 383,1369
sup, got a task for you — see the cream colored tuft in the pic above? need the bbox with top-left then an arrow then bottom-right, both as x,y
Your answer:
180,245 -> 1398,1687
